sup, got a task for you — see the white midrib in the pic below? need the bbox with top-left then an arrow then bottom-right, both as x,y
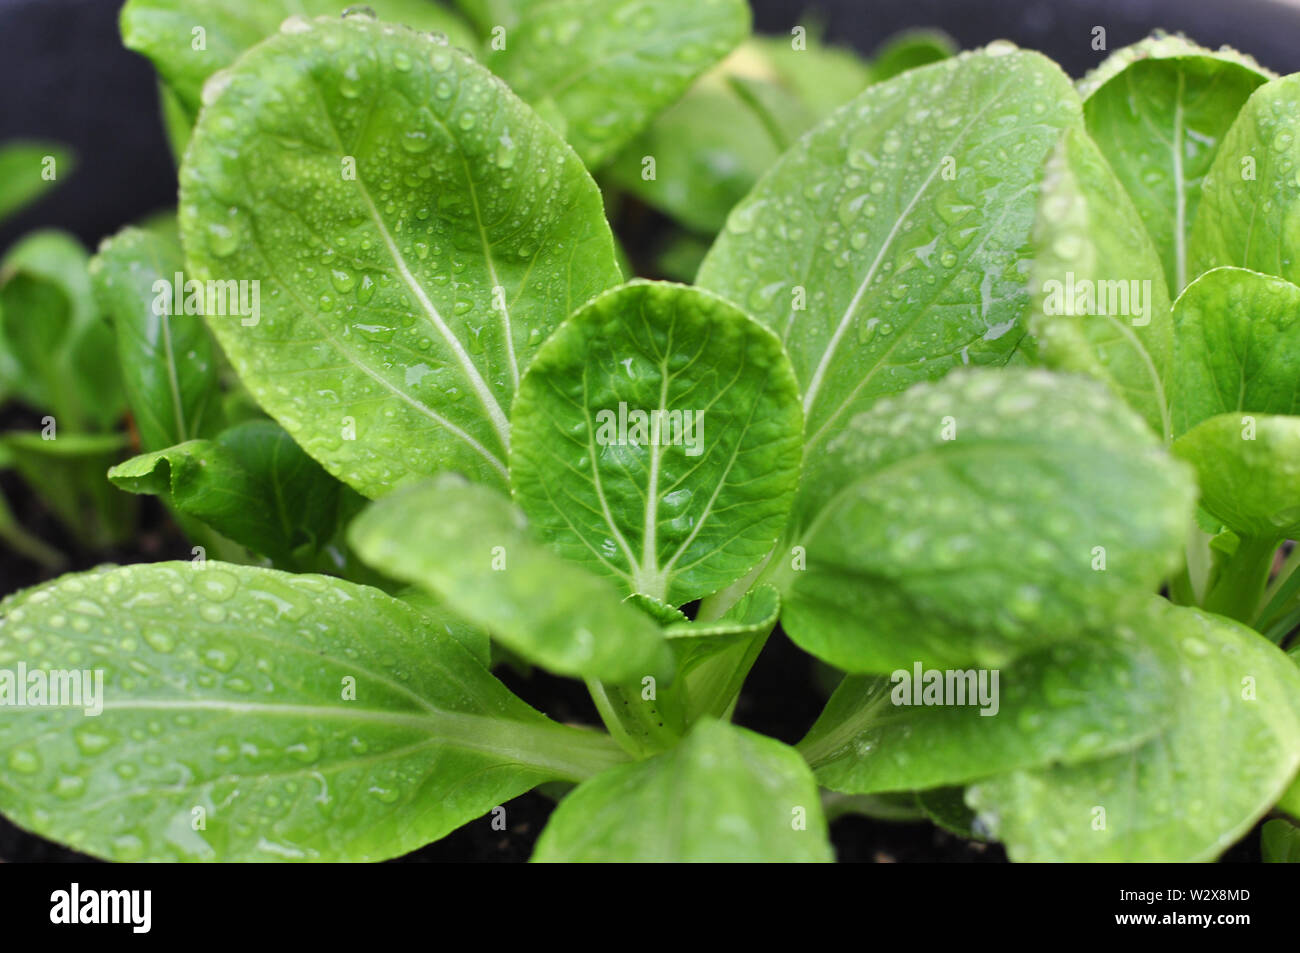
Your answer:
800,174 -> 938,415
1102,310 -> 1172,440
462,152 -> 520,391
661,356 -> 758,578
300,80 -> 512,475
799,79 -> 1011,421
637,371 -> 671,597
95,699 -> 622,780
796,679 -> 893,766
581,371 -> 640,576
356,184 -> 512,454
248,239 -> 510,482
160,313 -> 188,441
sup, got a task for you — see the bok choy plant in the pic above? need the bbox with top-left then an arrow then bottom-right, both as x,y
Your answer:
0,3 -> 1297,862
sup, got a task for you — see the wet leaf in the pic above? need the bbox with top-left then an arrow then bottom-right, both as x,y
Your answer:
179,15 -> 620,495
0,562 -> 627,861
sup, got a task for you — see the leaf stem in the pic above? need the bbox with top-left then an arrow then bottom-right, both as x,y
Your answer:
1203,535 -> 1279,625
796,678 -> 892,767
585,677 -> 682,758
1256,543 -> 1300,631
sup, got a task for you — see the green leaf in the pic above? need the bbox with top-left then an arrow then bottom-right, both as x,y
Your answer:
798,632 -> 1175,794
90,223 -> 222,451
109,419 -> 364,569
749,33 -> 873,120
120,0 -> 479,119
0,562 -> 627,861
1281,645 -> 1300,819
0,431 -> 137,548
726,75 -> 814,153
782,369 -> 1196,673
915,787 -> 988,840
821,791 -> 925,823
664,583 -> 778,639
868,29 -> 957,84
0,141 -> 73,223
967,602 -> 1300,861
158,80 -> 194,165
1029,125 -> 1173,439
1262,818 -> 1300,862
1076,33 -> 1269,100
0,490 -> 66,570
486,0 -> 750,168
1080,40 -> 1269,292
179,15 -> 620,496
624,592 -> 688,626
604,34 -> 871,236
666,583 -> 779,724
697,47 -> 1081,460
1170,266 -> 1300,436
531,718 -> 832,861
509,281 -> 803,606
451,0 -> 521,33
0,231 -> 124,431
1190,73 -> 1300,284
604,61 -> 790,234
393,586 -> 491,667
0,297 -> 17,406
349,474 -> 673,681
1173,412 -> 1300,540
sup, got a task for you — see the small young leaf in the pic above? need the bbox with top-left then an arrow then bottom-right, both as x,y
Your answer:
749,33 -> 874,119
663,583 -> 779,639
799,631 -> 1175,794
783,369 -> 1195,673
1170,266 -> 1300,436
509,281 -> 803,606
1190,73 -> 1300,284
665,584 -> 780,724
532,718 -> 832,861
623,592 -> 689,626
109,419 -> 364,568
1081,39 -> 1269,292
486,0 -> 750,168
604,63 -> 792,234
0,230 -> 124,431
967,602 -> 1300,861
1172,412 -> 1300,540
0,141 -> 74,223
1262,818 -> 1300,862
1281,646 -> 1300,819
867,29 -> 957,84
121,0 -> 479,118
0,562 -> 627,861
90,223 -> 221,451
1076,33 -> 1268,100
914,787 -> 988,841
349,475 -> 673,682
726,75 -> 815,153
1029,125 -> 1173,440
0,431 -> 137,548
697,47 -> 1081,458
179,16 -> 621,496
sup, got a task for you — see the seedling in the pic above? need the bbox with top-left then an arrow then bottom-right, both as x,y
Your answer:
0,4 -> 1297,862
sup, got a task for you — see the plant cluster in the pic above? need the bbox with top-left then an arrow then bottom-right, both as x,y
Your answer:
0,2 -> 1298,862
